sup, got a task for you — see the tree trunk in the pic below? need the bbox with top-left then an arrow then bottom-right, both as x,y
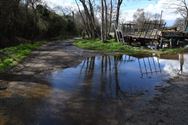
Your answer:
101,0 -> 105,42
79,0 -> 97,39
88,0 -> 96,38
109,0 -> 113,34
75,0 -> 90,37
104,0 -> 108,39
115,0 -> 123,28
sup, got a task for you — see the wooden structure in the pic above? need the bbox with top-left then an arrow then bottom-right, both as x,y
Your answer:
116,21 -> 166,46
159,31 -> 188,48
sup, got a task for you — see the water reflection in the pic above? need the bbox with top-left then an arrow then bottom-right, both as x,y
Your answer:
48,54 -> 188,99
158,53 -> 188,76
179,54 -> 184,74
138,57 -> 161,78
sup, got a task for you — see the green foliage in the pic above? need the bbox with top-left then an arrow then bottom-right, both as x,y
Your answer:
0,1 -> 78,47
0,42 -> 43,71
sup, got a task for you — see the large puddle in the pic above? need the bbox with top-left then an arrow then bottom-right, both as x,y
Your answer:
47,54 -> 188,98
0,53 -> 188,125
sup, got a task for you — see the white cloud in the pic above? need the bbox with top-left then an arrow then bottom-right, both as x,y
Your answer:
43,0 -> 78,11
43,0 -> 184,25
157,54 -> 188,77
120,9 -> 136,22
144,0 -> 181,20
120,0 -> 182,25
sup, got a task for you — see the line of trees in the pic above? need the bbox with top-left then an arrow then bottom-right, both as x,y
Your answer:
0,0 -> 125,47
0,0 -> 78,47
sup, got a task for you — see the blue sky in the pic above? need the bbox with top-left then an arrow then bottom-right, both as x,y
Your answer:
44,0 -> 181,26
122,0 -> 158,10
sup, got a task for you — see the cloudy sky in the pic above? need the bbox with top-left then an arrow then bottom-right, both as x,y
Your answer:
43,0 -> 183,26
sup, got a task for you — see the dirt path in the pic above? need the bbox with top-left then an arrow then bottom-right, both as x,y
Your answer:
9,39 -> 98,76
0,39 -> 188,125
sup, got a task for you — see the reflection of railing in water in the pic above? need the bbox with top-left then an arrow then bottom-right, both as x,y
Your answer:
114,54 -> 136,64
138,57 -> 162,78
79,54 -> 187,98
80,57 -> 96,80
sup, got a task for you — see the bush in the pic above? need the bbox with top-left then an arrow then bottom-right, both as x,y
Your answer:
0,1 -> 78,47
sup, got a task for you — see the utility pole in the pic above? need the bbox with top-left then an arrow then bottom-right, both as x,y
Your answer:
160,10 -> 163,23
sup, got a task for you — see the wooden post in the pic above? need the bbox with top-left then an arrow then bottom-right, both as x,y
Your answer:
159,37 -> 164,48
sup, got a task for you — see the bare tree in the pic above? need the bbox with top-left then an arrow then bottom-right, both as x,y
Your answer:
133,9 -> 145,23
78,0 -> 98,38
173,18 -> 185,31
102,0 -> 115,40
75,0 -> 89,37
173,0 -> 188,30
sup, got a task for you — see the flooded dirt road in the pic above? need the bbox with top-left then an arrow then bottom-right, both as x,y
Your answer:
0,39 -> 188,125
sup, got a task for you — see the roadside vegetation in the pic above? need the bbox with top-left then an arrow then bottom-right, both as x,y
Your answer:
74,39 -> 188,56
0,0 -> 78,48
0,42 -> 43,71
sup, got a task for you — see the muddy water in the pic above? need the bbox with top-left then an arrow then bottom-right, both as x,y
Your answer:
0,54 -> 188,125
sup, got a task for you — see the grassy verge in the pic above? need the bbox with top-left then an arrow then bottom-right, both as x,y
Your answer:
74,39 -> 188,56
74,39 -> 153,56
0,42 -> 44,72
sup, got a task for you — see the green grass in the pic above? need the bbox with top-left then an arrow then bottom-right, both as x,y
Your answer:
74,39 -> 188,56
74,39 -> 153,56
0,42 -> 44,72
158,48 -> 187,54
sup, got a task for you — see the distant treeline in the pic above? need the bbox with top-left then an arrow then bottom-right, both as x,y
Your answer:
0,0 -> 78,48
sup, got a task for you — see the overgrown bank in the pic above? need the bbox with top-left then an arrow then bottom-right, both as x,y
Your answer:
0,42 -> 44,71
74,39 -> 188,56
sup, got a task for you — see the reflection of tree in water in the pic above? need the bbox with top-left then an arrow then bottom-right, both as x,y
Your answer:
179,53 -> 184,74
79,55 -> 139,99
100,55 -> 127,98
62,55 -> 155,125
79,57 -> 96,96
79,55 -> 174,98
114,55 -> 128,99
